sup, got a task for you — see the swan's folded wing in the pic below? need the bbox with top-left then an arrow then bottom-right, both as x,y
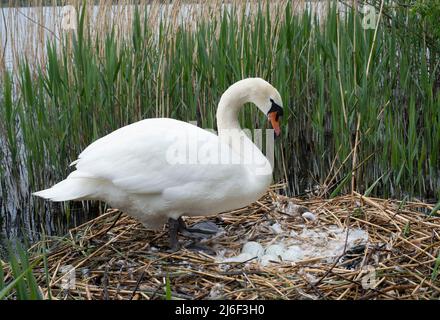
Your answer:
71,118 -> 239,195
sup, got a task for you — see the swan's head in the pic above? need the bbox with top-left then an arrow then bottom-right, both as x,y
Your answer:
247,78 -> 284,137
218,78 -> 284,136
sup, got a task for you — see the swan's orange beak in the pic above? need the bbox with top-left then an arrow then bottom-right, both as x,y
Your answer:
268,111 -> 281,137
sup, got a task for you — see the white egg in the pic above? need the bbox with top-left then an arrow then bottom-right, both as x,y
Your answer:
242,241 -> 264,258
259,254 -> 280,267
302,211 -> 317,221
270,223 -> 284,234
281,246 -> 305,262
264,244 -> 285,257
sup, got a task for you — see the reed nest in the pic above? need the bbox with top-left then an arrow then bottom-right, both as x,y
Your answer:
5,187 -> 440,300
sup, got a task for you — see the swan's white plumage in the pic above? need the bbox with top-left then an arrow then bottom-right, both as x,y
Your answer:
34,119 -> 270,228
34,78 -> 282,229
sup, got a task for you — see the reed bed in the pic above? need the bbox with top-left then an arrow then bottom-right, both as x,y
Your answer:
1,186 -> 439,300
0,0 -> 439,268
0,0 -> 439,196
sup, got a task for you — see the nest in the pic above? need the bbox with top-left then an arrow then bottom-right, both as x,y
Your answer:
3,186 -> 440,300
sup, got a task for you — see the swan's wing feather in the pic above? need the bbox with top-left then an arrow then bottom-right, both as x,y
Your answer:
72,118 -> 237,194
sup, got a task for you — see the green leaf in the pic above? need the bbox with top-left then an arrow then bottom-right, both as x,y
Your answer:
164,275 -> 172,301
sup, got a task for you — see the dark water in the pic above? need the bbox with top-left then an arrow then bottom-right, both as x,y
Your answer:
0,185 -> 100,258
0,137 -> 101,256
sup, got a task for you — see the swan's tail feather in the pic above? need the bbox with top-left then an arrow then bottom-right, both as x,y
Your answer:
33,178 -> 97,202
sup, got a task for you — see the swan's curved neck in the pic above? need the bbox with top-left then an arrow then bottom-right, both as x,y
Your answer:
216,83 -> 249,132
215,81 -> 272,177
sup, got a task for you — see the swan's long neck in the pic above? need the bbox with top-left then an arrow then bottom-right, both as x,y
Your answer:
216,87 -> 244,133
216,81 -> 273,179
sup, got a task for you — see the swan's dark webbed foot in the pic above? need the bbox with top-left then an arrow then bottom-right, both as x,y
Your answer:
179,217 -> 219,255
185,241 -> 216,255
177,217 -> 219,238
166,217 -> 219,253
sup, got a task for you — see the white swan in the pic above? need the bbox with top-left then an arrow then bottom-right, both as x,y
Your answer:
34,78 -> 284,250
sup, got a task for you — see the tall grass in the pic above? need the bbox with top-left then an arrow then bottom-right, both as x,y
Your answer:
0,242 -> 43,300
0,0 -> 439,238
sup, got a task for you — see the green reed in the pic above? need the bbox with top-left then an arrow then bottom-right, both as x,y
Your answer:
0,0 -> 439,210
0,242 -> 44,300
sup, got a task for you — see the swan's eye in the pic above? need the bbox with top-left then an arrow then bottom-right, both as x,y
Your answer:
268,98 -> 283,119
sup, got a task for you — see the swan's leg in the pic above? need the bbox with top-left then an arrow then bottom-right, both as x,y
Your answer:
167,218 -> 180,252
